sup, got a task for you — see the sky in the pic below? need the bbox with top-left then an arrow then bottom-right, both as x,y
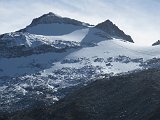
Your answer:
0,0 -> 160,46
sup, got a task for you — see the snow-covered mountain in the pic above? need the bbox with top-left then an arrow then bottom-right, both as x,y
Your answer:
19,12 -> 90,35
1,12 -> 160,113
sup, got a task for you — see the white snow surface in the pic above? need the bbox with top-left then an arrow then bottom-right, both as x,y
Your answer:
0,39 -> 160,77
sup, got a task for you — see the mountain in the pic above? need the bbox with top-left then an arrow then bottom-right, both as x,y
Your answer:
0,12 -> 112,58
19,12 -> 90,36
28,12 -> 90,27
152,40 -> 160,46
95,20 -> 134,43
3,69 -> 160,120
0,12 -> 91,58
1,12 -> 160,114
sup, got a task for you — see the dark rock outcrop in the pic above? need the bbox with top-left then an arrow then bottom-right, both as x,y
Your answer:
95,20 -> 134,43
152,40 -> 160,46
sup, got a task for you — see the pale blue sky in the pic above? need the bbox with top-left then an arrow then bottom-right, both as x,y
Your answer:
0,0 -> 160,46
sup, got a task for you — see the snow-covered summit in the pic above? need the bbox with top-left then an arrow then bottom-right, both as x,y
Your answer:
95,20 -> 134,43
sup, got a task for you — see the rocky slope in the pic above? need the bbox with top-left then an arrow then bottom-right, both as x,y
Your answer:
3,69 -> 160,120
95,20 -> 133,43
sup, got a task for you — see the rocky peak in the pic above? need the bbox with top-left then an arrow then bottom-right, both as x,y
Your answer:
27,12 -> 90,27
95,20 -> 134,43
152,40 -> 160,46
45,12 -> 61,17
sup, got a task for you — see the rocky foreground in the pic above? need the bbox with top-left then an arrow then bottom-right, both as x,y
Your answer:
1,69 -> 160,120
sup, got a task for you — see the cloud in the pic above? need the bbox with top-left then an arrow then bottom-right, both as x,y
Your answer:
0,0 -> 160,46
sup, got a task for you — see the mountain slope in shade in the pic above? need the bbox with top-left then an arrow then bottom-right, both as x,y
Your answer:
4,69 -> 160,120
95,20 -> 134,43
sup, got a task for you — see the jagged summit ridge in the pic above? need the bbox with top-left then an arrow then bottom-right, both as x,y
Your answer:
95,19 -> 134,43
28,12 -> 90,27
